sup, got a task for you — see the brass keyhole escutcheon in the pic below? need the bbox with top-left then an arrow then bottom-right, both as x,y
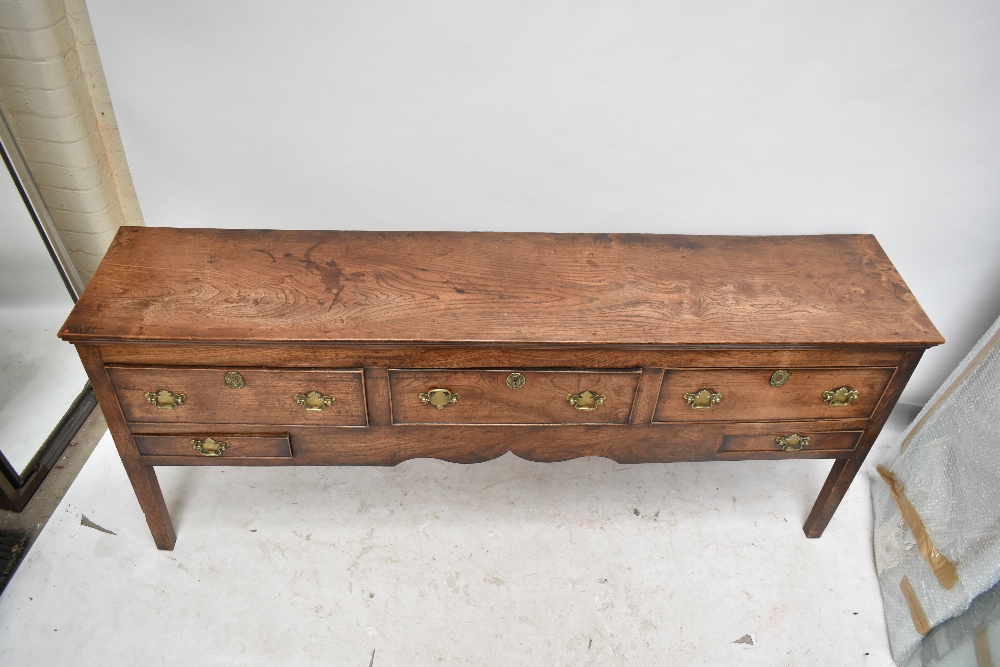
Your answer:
770,369 -> 790,387
506,373 -> 526,390
823,386 -> 859,406
145,388 -> 185,410
294,390 -> 335,411
776,433 -> 809,451
420,388 -> 459,409
683,388 -> 722,410
224,371 -> 245,389
567,390 -> 606,411
191,437 -> 229,457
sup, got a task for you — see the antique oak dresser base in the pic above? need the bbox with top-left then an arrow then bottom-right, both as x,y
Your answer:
61,230 -> 942,550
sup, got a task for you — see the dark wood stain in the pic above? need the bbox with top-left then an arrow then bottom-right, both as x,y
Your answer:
58,229 -> 942,549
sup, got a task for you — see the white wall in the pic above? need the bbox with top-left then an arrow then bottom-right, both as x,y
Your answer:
86,1 -> 1000,405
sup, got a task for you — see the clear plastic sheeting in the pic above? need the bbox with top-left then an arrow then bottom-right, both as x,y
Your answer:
872,315 -> 1000,665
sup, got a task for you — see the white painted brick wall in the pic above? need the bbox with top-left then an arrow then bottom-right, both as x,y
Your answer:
0,0 -> 143,283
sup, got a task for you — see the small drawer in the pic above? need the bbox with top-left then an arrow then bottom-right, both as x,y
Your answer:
719,430 -> 863,454
654,367 -> 894,422
108,366 -> 367,426
134,434 -> 292,459
389,369 -> 641,424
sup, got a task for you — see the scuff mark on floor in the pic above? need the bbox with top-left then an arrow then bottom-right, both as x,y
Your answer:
80,515 -> 115,535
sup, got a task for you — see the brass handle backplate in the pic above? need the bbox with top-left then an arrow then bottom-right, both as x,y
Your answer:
823,386 -> 859,406
684,388 -> 722,410
420,388 -> 459,409
567,390 -> 606,411
145,389 -> 185,410
224,371 -> 245,389
776,434 -> 810,451
294,390 -> 336,411
770,369 -> 790,387
191,437 -> 229,457
506,373 -> 526,390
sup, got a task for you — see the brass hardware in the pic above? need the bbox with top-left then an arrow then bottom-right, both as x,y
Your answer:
770,369 -> 790,387
191,437 -> 229,457
420,388 -> 459,409
506,372 -> 526,390
294,390 -> 335,411
145,389 -> 186,410
566,390 -> 606,411
776,433 -> 810,451
224,371 -> 245,389
823,386 -> 859,406
683,388 -> 722,410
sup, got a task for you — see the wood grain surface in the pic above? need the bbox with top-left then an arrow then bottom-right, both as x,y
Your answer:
134,434 -> 292,458
654,367 -> 895,422
388,369 -> 640,424
59,228 -> 943,346
59,229 -> 944,545
107,367 -> 368,426
93,343 -> 917,371
718,430 -> 862,454
128,420 -> 868,467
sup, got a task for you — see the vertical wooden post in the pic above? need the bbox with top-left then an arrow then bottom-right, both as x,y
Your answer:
363,367 -> 392,426
77,345 -> 176,550
803,349 -> 924,538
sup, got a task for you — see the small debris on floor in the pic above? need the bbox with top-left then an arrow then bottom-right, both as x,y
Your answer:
80,515 -> 115,535
733,633 -> 755,645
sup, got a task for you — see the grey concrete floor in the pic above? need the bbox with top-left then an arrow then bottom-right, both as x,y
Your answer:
0,407 -> 107,554
0,407 -> 920,666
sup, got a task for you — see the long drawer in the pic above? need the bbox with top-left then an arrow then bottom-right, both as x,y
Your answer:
134,434 -> 292,459
389,369 -> 641,424
654,366 -> 894,422
107,366 -> 368,426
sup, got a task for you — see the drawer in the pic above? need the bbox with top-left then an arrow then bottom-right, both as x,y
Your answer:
134,434 -> 292,459
718,430 -> 863,454
107,366 -> 367,426
654,367 -> 894,422
389,369 -> 641,424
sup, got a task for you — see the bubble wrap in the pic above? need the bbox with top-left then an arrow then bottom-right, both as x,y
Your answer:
872,315 -> 1000,665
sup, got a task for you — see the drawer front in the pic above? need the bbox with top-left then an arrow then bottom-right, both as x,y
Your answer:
654,367 -> 894,422
134,434 -> 292,459
389,369 -> 641,424
108,367 -> 367,426
718,430 -> 863,454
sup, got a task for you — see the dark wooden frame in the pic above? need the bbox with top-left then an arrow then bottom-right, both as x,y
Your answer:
0,387 -> 97,512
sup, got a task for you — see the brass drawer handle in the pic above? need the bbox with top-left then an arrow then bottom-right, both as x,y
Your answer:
420,388 -> 459,409
224,371 -> 245,389
776,434 -> 809,451
823,386 -> 859,406
684,388 -> 722,410
294,390 -> 336,411
145,388 -> 186,410
770,369 -> 789,387
567,390 -> 606,411
191,437 -> 229,457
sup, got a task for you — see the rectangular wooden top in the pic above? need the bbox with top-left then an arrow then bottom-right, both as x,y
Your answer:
60,227 -> 943,347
